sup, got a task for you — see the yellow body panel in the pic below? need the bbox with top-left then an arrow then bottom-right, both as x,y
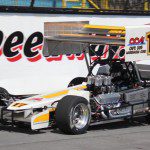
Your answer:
108,30 -> 126,35
60,33 -> 125,40
34,113 -> 49,123
43,85 -> 87,99
74,85 -> 87,90
43,90 -> 69,99
84,24 -> 125,30
33,108 -> 56,123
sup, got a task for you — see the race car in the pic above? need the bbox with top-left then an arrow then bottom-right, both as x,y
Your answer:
0,23 -> 150,134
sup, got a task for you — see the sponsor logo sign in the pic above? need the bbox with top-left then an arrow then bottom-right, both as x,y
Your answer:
0,30 -> 125,62
126,36 -> 146,55
0,31 -> 43,62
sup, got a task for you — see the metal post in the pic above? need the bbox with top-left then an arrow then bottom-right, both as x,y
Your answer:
133,61 -> 144,85
15,0 -> 18,6
62,0 -> 67,8
124,0 -> 129,11
82,0 -> 86,8
144,0 -> 149,11
100,0 -> 109,9
104,0 -> 109,10
31,0 -> 35,7
87,0 -> 100,9
53,0 -> 57,8
83,44 -> 90,72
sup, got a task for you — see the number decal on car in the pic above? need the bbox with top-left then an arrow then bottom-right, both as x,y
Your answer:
147,32 -> 150,54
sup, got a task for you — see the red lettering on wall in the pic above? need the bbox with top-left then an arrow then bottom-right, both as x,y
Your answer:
46,55 -> 63,62
76,53 -> 85,60
0,30 -> 126,62
67,54 -> 75,60
113,46 -> 125,60
27,45 -> 43,62
7,44 -> 23,62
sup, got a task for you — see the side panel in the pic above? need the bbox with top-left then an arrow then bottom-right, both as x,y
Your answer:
31,109 -> 50,130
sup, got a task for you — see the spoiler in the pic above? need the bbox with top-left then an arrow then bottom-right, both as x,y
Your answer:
43,22 -> 150,62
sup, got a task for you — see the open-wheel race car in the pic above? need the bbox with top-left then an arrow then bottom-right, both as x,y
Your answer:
0,23 -> 150,134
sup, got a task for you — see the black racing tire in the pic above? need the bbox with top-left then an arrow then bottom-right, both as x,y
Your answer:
56,95 -> 91,134
68,77 -> 86,87
0,87 -> 11,106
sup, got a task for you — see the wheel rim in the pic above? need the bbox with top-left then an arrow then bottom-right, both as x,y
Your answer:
70,103 -> 90,129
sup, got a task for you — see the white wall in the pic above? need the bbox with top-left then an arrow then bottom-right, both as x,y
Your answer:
1,13 -> 150,26
0,13 -> 149,95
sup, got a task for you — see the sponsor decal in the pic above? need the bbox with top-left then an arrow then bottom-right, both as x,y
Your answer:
127,36 -> 146,55
29,98 -> 43,101
0,30 -> 125,62
13,103 -> 27,107
128,36 -> 145,46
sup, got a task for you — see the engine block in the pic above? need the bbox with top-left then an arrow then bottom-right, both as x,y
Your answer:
95,93 -> 121,105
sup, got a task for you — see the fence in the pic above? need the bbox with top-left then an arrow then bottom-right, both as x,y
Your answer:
0,0 -> 149,15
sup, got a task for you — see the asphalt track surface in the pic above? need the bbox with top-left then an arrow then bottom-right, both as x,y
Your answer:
0,119 -> 149,150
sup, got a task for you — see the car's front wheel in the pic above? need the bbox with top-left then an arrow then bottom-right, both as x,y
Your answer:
56,95 -> 91,134
0,87 -> 11,106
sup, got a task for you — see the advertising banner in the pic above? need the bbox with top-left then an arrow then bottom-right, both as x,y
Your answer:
0,13 -> 149,95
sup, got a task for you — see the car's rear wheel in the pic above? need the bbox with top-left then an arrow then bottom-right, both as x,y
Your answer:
56,95 -> 91,134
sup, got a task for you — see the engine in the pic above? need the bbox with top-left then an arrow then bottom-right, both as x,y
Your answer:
87,64 -> 119,106
87,75 -> 115,95
87,73 -> 130,119
87,64 -> 149,120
